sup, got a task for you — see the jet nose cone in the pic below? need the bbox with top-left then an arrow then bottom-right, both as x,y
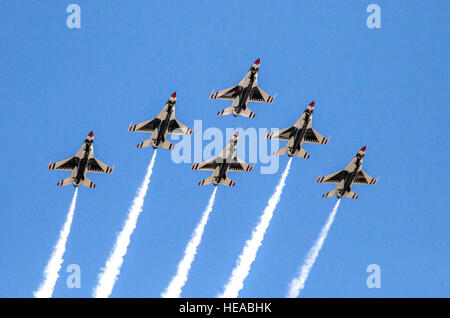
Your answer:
309,101 -> 315,108
360,146 -> 366,152
88,131 -> 94,137
171,92 -> 177,98
254,58 -> 260,65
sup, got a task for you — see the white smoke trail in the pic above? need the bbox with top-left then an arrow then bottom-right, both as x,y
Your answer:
162,187 -> 218,298
93,150 -> 157,298
34,188 -> 79,298
219,158 -> 292,298
287,199 -> 341,298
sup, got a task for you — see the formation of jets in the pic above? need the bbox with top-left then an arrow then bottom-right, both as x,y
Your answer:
48,59 -> 378,198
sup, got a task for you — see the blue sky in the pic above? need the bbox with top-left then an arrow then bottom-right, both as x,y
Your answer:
0,1 -> 448,297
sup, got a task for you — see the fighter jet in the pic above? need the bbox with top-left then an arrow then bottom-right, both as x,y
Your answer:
191,132 -> 253,186
316,146 -> 379,199
128,92 -> 193,150
266,101 -> 329,158
48,131 -> 114,188
210,59 -> 275,118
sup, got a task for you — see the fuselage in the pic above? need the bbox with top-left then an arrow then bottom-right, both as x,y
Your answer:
336,154 -> 364,198
213,162 -> 230,186
212,139 -> 237,186
153,103 -> 174,149
288,110 -> 312,157
73,139 -> 93,187
233,69 -> 258,116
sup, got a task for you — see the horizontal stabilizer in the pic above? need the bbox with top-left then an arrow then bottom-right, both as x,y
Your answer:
57,177 -> 73,187
159,139 -> 174,150
80,177 -> 96,189
322,190 -> 336,198
239,106 -> 256,118
137,138 -> 153,148
344,190 -> 358,199
217,106 -> 234,116
294,148 -> 310,159
273,146 -> 289,156
220,176 -> 236,187
198,176 -> 214,186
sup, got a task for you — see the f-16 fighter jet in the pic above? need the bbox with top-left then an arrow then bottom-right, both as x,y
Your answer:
128,92 -> 193,150
316,146 -> 379,199
191,132 -> 253,186
266,101 -> 329,158
210,59 -> 275,118
48,131 -> 114,188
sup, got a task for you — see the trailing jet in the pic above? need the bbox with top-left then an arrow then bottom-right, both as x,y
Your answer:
191,132 -> 253,186
266,101 -> 329,158
48,131 -> 114,188
128,92 -> 193,150
210,59 -> 275,118
316,146 -> 379,199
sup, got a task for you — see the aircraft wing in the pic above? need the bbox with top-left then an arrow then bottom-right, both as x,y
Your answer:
353,170 -> 378,185
129,118 -> 161,133
304,128 -> 329,144
266,127 -> 297,140
168,119 -> 193,135
48,156 -> 79,171
87,158 -> 114,174
210,85 -> 241,100
248,87 -> 275,103
191,158 -> 220,171
316,170 -> 349,184
228,157 -> 253,172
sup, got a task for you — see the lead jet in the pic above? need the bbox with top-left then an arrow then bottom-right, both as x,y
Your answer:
48,131 -> 114,188
316,146 -> 379,199
266,101 -> 329,158
191,132 -> 253,186
128,92 -> 193,150
210,59 -> 275,118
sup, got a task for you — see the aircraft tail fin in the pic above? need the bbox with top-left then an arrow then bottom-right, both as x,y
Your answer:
57,177 -> 73,187
198,176 -> 214,186
79,177 -> 96,189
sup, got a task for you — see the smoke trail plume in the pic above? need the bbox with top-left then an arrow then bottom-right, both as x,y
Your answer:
34,188 -> 79,298
93,150 -> 157,298
162,187 -> 218,298
219,158 -> 292,298
287,199 -> 341,298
